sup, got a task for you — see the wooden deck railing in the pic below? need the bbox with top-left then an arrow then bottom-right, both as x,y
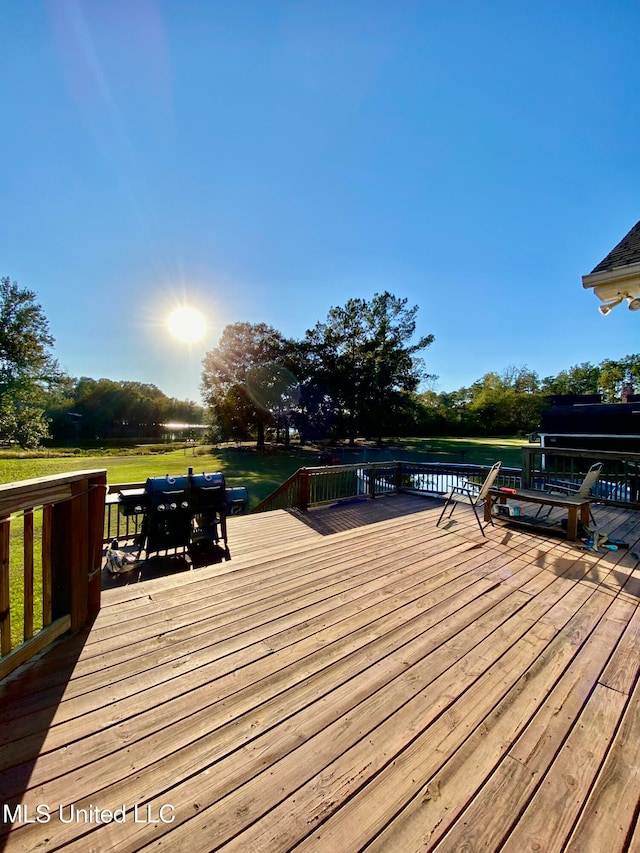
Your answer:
521,446 -> 640,508
251,460 -> 522,514
0,469 -> 106,679
104,481 -> 146,545
100,448 -> 640,539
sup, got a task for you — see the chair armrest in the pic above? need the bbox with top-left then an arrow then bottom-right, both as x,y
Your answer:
450,484 -> 476,497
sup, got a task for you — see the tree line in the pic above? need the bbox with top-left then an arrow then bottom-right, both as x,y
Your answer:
3,274 -> 639,448
48,377 -> 204,443
0,277 -> 203,447
418,358 -> 640,437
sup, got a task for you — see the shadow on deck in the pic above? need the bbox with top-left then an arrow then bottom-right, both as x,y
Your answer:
287,492 -> 435,536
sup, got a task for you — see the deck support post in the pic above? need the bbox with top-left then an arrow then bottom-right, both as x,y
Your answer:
521,448 -> 532,489
50,473 -> 106,631
299,469 -> 309,512
50,481 -> 88,631
88,473 -> 106,616
394,462 -> 403,493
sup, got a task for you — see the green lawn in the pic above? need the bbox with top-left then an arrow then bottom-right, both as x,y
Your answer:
349,436 -> 527,468
1,436 -> 528,502
1,446 -> 310,509
2,437 -> 529,649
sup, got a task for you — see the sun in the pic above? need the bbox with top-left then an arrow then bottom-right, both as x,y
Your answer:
167,306 -> 207,343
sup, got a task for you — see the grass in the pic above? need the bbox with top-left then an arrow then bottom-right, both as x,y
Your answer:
2,436 -> 529,649
1,436 -> 529,500
342,436 -> 527,468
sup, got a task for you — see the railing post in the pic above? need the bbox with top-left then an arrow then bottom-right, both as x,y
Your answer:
42,505 -> 53,627
521,448 -> 532,490
50,478 -> 91,632
50,497 -> 72,623
368,467 -> 376,500
88,473 -> 106,616
23,508 -> 34,641
0,515 -> 10,657
395,462 -> 403,493
299,469 -> 309,512
69,480 -> 89,632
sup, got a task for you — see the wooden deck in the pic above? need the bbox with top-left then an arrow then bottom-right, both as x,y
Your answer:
1,494 -> 640,852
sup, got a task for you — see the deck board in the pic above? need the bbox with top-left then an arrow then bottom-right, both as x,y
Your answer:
1,493 -> 639,852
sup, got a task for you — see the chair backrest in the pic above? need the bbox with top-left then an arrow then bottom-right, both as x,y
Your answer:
575,462 -> 603,499
477,461 -> 503,501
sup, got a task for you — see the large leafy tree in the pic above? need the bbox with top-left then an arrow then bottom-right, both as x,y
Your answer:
467,367 -> 546,435
305,292 -> 434,444
0,277 -> 62,447
201,322 -> 289,449
541,362 -> 601,397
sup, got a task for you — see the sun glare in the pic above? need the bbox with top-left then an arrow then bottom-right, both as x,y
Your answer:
167,306 -> 207,343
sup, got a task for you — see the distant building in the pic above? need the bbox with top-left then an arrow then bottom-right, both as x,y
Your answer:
539,395 -> 640,453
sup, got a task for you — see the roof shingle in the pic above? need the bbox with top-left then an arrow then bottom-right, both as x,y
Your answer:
591,220 -> 640,273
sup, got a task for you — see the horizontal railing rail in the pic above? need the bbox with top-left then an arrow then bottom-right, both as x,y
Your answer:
397,461 -> 522,494
521,446 -> 640,508
0,469 -> 106,679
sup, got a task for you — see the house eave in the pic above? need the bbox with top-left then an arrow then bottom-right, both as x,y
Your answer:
582,262 -> 640,302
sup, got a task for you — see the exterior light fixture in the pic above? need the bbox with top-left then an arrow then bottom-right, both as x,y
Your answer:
582,220 -> 640,316
598,298 -> 623,316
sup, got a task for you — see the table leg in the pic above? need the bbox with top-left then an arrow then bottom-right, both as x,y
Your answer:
566,507 -> 578,541
484,494 -> 493,522
580,503 -> 590,530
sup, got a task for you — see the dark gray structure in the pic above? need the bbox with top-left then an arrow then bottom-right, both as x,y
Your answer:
539,396 -> 640,452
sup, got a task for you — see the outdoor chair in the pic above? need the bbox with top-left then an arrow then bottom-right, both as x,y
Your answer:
436,461 -> 502,537
535,461 -> 603,527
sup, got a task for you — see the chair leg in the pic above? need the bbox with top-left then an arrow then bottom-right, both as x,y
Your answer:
535,505 -> 552,518
437,497 -> 452,527
471,504 -> 487,537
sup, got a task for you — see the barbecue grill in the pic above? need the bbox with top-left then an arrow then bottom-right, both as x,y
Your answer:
225,486 -> 249,515
143,474 -> 193,555
191,472 -> 227,548
115,469 -> 238,560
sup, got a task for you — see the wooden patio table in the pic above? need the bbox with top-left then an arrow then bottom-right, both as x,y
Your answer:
485,487 -> 591,541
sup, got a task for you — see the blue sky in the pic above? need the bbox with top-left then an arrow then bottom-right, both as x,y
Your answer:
2,0 -> 640,404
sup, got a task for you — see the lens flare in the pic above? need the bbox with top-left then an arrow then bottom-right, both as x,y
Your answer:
245,364 -> 301,412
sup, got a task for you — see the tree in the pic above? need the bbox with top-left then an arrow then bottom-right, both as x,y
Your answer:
360,292 -> 434,443
304,292 -> 434,444
541,362 -> 601,397
465,366 -> 545,435
201,323 -> 289,449
0,277 -> 62,447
